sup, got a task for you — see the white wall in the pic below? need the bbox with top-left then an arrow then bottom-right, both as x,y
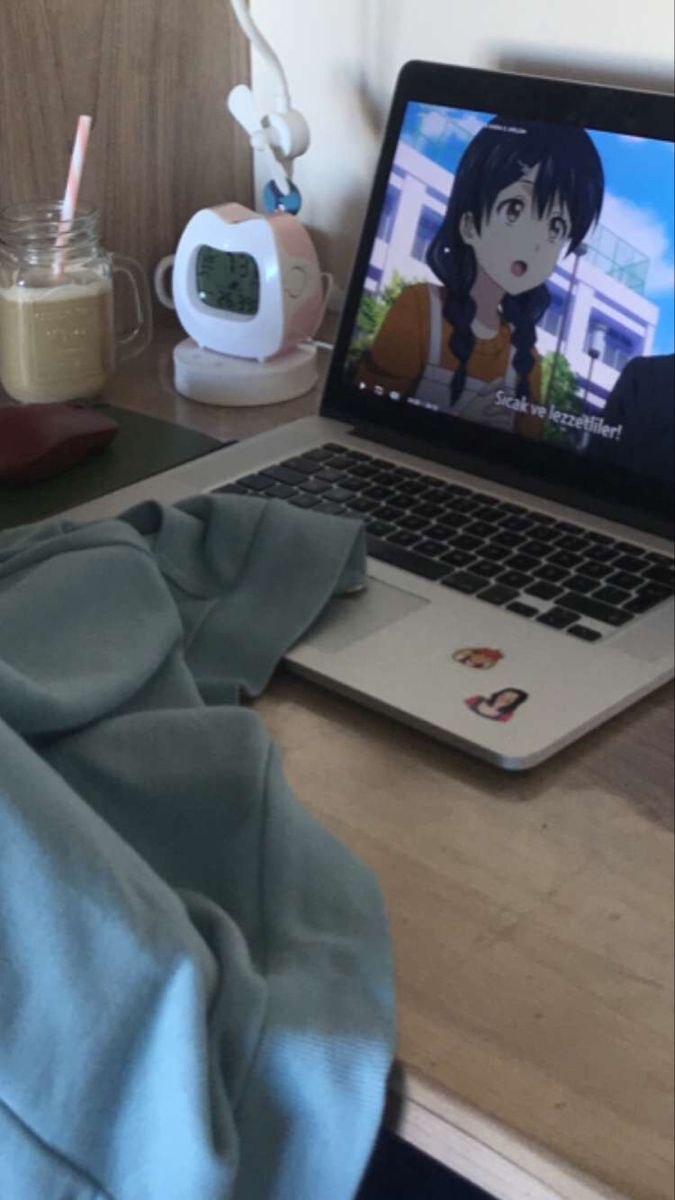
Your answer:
249,0 -> 675,292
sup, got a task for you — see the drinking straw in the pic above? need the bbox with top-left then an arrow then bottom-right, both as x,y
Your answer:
55,114 -> 92,274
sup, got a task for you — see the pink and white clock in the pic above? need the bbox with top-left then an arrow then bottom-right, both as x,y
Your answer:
154,204 -> 329,406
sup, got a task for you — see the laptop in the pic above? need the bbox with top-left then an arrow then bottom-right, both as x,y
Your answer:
69,61 -> 674,769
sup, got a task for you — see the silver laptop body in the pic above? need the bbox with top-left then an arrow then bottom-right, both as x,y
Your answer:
69,63 -> 674,769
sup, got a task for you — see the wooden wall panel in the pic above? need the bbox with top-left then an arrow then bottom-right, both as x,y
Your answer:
0,0 -> 252,274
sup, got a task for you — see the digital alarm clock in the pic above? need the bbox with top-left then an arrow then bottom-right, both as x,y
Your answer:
156,202 -> 325,360
155,204 -> 328,406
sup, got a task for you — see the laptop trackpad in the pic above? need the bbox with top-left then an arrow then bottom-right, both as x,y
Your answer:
307,579 -> 429,653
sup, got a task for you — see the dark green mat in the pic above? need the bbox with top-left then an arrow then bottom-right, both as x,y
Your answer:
0,404 -> 227,532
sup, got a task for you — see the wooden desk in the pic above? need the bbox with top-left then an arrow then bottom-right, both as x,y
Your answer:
27,327 -> 675,1200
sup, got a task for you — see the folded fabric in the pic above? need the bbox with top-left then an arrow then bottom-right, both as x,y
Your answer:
0,496 -> 395,1200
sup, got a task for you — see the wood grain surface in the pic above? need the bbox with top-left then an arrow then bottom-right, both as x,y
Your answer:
0,1 -> 252,272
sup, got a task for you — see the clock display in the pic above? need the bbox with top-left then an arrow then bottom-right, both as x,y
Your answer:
196,246 -> 260,315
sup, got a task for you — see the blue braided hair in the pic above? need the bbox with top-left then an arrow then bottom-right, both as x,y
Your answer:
427,117 -> 605,406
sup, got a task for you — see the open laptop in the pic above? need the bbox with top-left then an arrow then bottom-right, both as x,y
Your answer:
70,61 -> 674,769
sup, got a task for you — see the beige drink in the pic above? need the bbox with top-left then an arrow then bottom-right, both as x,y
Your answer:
0,278 -> 114,403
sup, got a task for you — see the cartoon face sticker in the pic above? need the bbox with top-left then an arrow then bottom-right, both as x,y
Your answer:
465,688 -> 530,724
453,647 -> 504,671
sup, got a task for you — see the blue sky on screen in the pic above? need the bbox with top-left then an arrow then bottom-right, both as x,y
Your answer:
401,103 -> 675,355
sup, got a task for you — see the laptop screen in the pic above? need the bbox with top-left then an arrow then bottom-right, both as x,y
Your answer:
342,103 -> 674,489
324,65 -> 674,532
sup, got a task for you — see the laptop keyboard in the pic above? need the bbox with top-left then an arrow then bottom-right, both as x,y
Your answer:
212,442 -> 674,643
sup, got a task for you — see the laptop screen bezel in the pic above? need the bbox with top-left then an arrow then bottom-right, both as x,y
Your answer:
321,61 -> 675,540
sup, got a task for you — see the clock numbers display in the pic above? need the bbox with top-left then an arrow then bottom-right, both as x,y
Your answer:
196,246 -> 260,315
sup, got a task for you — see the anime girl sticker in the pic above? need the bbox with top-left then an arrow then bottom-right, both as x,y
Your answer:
358,117 -> 605,437
465,688 -> 530,723
453,647 -> 504,670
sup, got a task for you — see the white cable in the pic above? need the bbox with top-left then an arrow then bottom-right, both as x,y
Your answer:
229,0 -> 291,112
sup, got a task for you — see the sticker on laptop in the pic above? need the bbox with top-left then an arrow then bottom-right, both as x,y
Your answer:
465,688 -> 529,724
453,647 -> 504,671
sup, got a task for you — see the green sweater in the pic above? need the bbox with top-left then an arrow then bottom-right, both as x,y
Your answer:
0,495 -> 394,1200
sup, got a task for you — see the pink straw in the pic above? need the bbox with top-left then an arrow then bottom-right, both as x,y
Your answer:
55,114 -> 92,273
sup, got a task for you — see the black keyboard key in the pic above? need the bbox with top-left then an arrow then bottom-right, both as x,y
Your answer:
472,559 -> 500,580
507,553 -> 539,573
479,585 -> 520,607
329,455 -> 360,471
584,530 -> 614,545
448,497 -> 477,515
474,506 -> 501,523
568,625 -> 603,643
558,592 -> 632,627
646,551 -> 673,566
267,465 -> 306,487
299,478 -> 332,495
537,608 -> 578,630
441,549 -> 477,569
387,529 -> 421,548
350,497 -> 380,514
613,555 -> 645,575
465,521 -> 495,539
493,532 -> 525,550
615,541 -> 645,555
579,559 -> 614,581
433,521 -> 466,540
608,571 -> 642,592
367,519 -> 396,538
414,503 -> 446,520
316,502 -> 347,516
315,467 -> 348,483
526,581 -> 564,601
303,446 -> 338,463
535,563 -> 569,583
507,601 -> 539,618
282,456 -> 318,475
481,542 -> 510,563
632,583 -> 673,610
555,535 -> 588,554
451,534 -> 483,553
240,473 -> 276,492
399,513 -> 429,532
378,506 -> 407,524
595,585 -> 631,606
325,486 -> 358,503
498,570 -> 531,590
214,483 -> 249,496
553,521 -> 580,535
529,512 -> 556,525
350,463 -> 376,479
567,574 -> 598,595
415,539 -> 447,559
549,550 -> 583,570
367,537 -> 449,580
266,483 -> 297,500
586,544 -> 617,563
442,571 -> 486,595
521,540 -> 551,559
645,565 -> 675,589
290,494 -> 320,510
366,485 -> 395,502
501,515 -> 533,534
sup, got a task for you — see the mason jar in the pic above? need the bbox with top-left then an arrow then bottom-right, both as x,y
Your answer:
0,201 -> 152,403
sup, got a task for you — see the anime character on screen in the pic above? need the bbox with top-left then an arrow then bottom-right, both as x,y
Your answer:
358,117 -> 605,437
